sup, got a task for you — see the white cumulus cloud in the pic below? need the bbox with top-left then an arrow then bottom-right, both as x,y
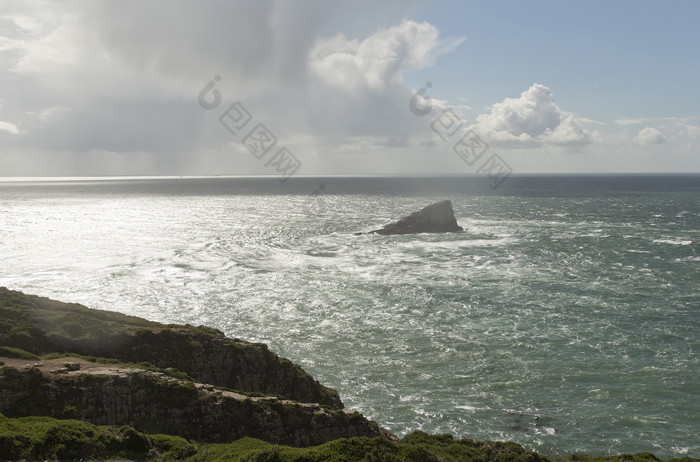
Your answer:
634,126 -> 667,145
309,20 -> 464,94
305,20 -> 465,139
471,83 -> 590,148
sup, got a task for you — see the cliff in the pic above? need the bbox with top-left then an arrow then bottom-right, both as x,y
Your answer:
0,287 -> 341,409
0,286 -> 377,447
0,361 -> 379,446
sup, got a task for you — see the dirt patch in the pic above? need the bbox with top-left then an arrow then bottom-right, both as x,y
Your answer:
0,356 -> 332,411
0,356 -> 137,377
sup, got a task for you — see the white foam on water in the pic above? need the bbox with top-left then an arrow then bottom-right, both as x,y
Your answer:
652,238 -> 693,245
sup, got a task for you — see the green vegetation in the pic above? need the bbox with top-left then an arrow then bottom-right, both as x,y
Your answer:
40,351 -> 121,363
0,286 -> 166,354
0,415 -> 196,461
0,345 -> 39,360
1,416 -> 696,462
0,286 -> 235,360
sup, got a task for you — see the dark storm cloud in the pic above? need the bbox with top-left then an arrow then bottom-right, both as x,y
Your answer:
0,0 -> 467,175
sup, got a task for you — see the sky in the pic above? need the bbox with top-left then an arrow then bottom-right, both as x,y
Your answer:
1,0 -> 699,177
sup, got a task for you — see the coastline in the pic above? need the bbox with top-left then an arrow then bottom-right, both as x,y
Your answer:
1,286 -> 697,461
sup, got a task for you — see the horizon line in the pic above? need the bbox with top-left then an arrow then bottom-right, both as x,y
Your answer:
1,172 -> 700,182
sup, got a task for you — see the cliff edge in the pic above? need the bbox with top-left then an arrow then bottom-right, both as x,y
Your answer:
0,359 -> 379,446
0,287 -> 341,409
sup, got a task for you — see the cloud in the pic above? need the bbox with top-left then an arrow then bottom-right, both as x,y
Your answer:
306,20 -> 464,138
0,120 -> 19,134
614,116 -> 693,126
615,118 -> 650,126
2,1 -> 468,176
309,20 -> 463,93
471,83 -> 590,148
3,2 -> 693,176
577,117 -> 605,126
32,106 -> 72,123
0,1 -> 329,173
634,126 -> 667,145
614,117 -> 699,150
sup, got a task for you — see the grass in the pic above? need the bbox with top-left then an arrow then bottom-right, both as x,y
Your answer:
0,415 -> 197,461
40,351 -> 122,363
0,286 -> 165,354
1,416 -> 697,462
0,345 -> 39,360
0,287 -> 233,356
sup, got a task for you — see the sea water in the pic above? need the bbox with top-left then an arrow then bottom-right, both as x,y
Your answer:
0,175 -> 698,458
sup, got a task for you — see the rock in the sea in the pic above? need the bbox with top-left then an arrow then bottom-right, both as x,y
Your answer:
365,200 -> 463,235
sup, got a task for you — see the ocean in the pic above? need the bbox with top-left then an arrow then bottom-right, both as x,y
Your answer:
1,175 -> 698,458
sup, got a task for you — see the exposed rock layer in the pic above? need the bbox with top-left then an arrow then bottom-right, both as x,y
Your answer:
67,328 -> 342,409
0,364 -> 380,446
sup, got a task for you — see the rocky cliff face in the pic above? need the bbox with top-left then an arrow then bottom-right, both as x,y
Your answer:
0,287 -> 377,447
0,364 -> 380,447
0,287 -> 342,409
57,328 -> 343,409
